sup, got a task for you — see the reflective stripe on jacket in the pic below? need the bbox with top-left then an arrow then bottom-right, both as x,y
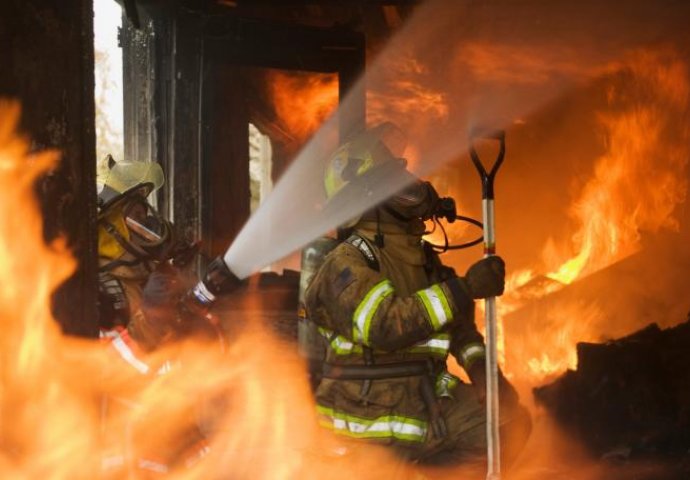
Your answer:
320,326 -> 451,359
317,405 -> 427,442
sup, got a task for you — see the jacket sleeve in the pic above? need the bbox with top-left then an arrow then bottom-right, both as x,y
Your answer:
447,288 -> 486,374
305,244 -> 469,352
423,247 -> 487,372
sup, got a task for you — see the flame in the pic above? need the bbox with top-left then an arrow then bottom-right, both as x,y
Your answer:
367,54 -> 449,171
517,301 -> 604,382
0,100 -> 435,480
0,100 -> 103,478
267,70 -> 339,144
545,50 -> 688,284
368,79 -> 448,124
546,110 -> 687,285
4,41 -> 689,480
455,41 -> 595,85
368,54 -> 449,126
498,49 -> 689,383
267,58 -> 448,173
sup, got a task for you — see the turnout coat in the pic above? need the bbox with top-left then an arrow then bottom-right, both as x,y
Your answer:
305,220 -> 488,455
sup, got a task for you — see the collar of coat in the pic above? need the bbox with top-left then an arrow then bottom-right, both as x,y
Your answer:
354,221 -> 427,266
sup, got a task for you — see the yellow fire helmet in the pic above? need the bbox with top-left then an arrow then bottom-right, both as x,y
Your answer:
97,156 -> 166,263
323,122 -> 444,230
323,121 -> 408,201
97,156 -> 164,216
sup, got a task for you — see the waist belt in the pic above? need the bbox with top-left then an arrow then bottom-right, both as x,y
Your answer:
321,361 -> 431,380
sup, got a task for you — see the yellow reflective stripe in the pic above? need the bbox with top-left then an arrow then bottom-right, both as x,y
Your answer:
406,333 -> 451,356
415,284 -> 452,330
319,327 -> 363,355
460,342 -> 486,370
330,335 -> 363,355
435,372 -> 460,398
324,169 -> 338,198
353,280 -> 394,345
317,405 -> 427,442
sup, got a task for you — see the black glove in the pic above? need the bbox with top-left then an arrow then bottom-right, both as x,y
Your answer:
142,264 -> 183,310
464,256 -> 505,299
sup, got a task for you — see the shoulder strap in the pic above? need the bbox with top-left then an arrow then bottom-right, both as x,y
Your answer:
344,234 -> 380,272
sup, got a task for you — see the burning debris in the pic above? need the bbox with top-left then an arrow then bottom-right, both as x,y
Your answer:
534,315 -> 690,478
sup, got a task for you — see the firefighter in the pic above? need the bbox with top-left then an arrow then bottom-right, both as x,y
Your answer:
97,156 -> 180,349
305,123 -> 531,467
96,156 -> 210,476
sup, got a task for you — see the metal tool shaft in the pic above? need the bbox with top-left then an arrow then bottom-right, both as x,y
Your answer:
469,129 -> 505,480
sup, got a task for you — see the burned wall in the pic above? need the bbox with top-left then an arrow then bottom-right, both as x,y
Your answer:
0,0 -> 98,337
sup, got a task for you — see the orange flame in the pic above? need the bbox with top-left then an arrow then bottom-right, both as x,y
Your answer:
267,70 -> 339,144
368,55 -> 449,126
368,55 -> 449,171
499,50 -> 689,383
0,100 -> 104,478
0,100 -> 432,480
455,41 -> 592,85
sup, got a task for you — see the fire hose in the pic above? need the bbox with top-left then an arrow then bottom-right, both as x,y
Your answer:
178,256 -> 243,320
469,128 -> 506,480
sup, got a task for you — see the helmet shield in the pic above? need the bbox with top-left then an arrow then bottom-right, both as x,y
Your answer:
324,122 -> 409,201
121,196 -> 171,252
386,180 -> 440,221
97,158 -> 165,214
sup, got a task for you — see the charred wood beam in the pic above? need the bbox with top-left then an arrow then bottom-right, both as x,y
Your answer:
228,0 -> 419,4
201,64 -> 251,259
122,0 -> 141,29
534,318 -> 690,470
203,16 -> 365,138
0,0 -> 98,338
203,16 -> 365,74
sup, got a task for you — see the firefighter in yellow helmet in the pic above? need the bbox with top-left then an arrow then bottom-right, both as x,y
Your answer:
305,123 -> 531,467
96,155 -> 188,350
96,156 -> 212,476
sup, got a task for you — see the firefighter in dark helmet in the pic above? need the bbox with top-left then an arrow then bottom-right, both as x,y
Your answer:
305,123 -> 531,466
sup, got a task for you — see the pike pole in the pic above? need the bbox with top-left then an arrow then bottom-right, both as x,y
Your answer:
469,129 -> 506,480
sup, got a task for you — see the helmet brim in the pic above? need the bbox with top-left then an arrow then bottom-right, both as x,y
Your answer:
97,182 -> 155,217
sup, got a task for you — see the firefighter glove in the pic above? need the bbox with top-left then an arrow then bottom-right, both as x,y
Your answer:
142,264 -> 183,309
464,256 -> 505,299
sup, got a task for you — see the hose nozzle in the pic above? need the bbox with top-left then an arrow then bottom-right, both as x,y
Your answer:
180,256 -> 242,319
